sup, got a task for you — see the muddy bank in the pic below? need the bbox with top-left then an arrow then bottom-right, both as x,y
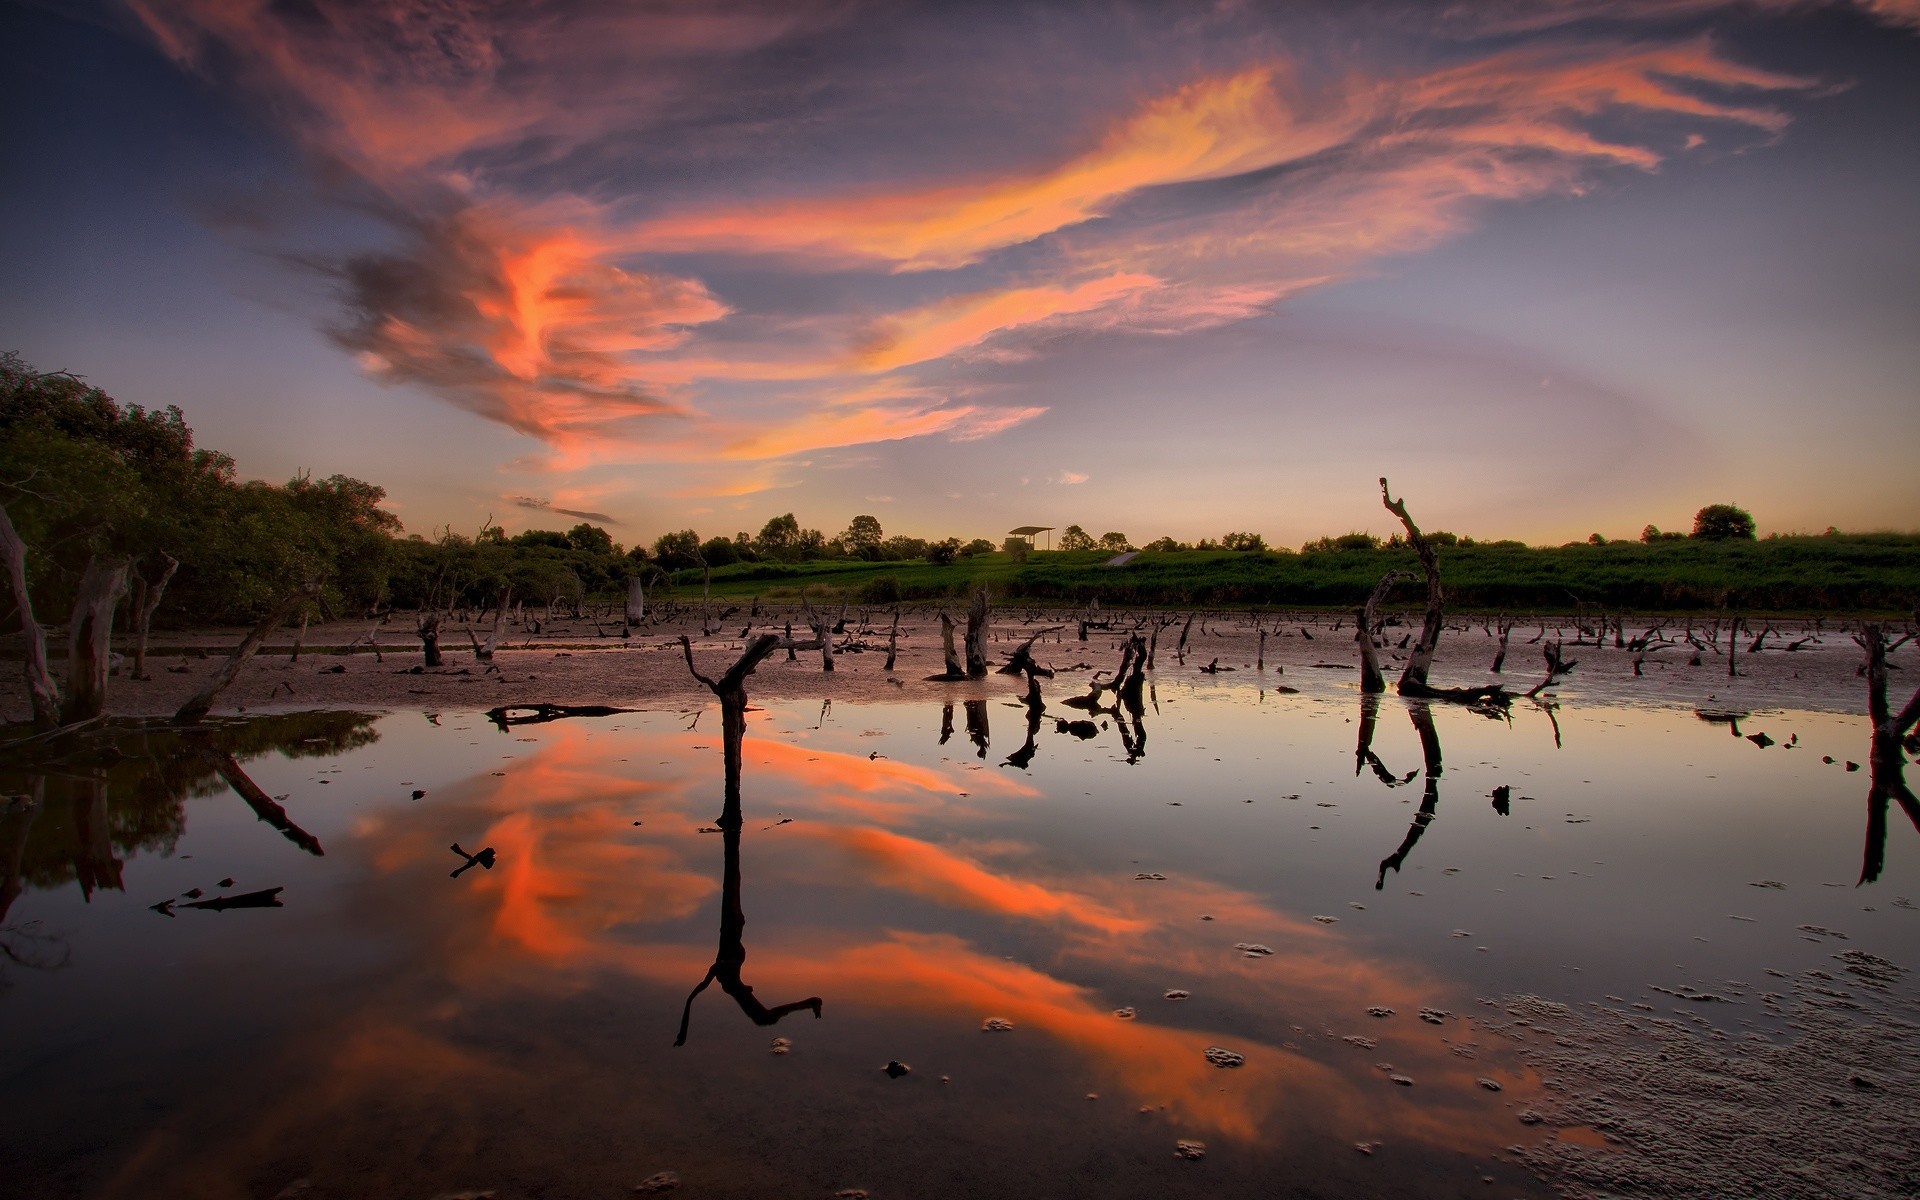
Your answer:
0,609 -> 1899,724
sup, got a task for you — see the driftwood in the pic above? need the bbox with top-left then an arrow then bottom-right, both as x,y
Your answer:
0,500 -> 59,728
175,586 -> 313,722
484,703 -> 631,730
997,627 -> 1063,680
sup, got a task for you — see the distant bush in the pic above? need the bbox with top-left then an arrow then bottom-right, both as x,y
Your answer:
858,574 -> 902,604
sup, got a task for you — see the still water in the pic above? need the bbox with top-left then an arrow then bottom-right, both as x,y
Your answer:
2,674 -> 1914,1199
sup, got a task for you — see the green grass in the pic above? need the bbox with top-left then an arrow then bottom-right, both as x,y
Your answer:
663,534 -> 1920,614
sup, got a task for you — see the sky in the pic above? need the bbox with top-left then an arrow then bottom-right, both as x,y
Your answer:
2,0 -> 1916,548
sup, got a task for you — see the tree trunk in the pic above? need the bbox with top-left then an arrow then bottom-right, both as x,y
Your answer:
884,607 -> 900,671
964,587 -> 990,678
289,605 -> 311,665
130,553 -> 179,681
176,588 -> 308,722
62,556 -> 130,725
0,501 -> 60,729
1380,478 -> 1443,693
673,632 -> 819,1045
626,576 -> 646,628
418,611 -> 442,667
1490,616 -> 1513,674
477,587 -> 510,660
1356,571 -> 1404,695
937,613 -> 965,678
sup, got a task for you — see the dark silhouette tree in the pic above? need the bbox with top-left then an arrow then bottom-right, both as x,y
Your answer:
1691,504 -> 1756,540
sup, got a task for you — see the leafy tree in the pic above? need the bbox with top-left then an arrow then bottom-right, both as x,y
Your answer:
699,535 -> 739,566
959,538 -> 995,557
1098,531 -> 1132,552
1058,524 -> 1094,551
756,512 -> 802,560
1220,531 -> 1266,551
512,529 -> 571,550
1691,504 -> 1756,541
1144,536 -> 1185,552
652,529 -> 703,570
880,535 -> 928,560
566,523 -> 614,554
927,537 -> 962,565
840,514 -> 884,552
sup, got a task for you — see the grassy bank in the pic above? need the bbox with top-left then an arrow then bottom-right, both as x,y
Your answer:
663,534 -> 1920,614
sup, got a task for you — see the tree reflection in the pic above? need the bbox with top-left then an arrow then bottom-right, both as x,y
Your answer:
674,635 -> 823,1045
1372,702 -> 1444,890
0,711 -> 373,984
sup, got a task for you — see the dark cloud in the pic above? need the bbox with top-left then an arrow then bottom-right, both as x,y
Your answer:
507,495 -> 618,524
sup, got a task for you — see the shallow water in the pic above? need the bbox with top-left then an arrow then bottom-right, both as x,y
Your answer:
2,672 -> 1915,1199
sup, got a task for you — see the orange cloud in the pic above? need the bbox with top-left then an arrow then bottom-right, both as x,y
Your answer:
803,826 -> 1150,935
635,66 -> 1363,270
130,1 -> 1829,491
853,274 -> 1159,370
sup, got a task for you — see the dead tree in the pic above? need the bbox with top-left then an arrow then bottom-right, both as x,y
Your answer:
62,556 -> 130,725
417,610 -> 442,668
288,603 -> 311,665
176,585 -> 314,722
1356,570 -> 1406,694
625,574 -> 647,629
964,587 -> 991,678
1378,477 -> 1504,704
473,586 -> 511,661
928,610 -> 968,680
884,607 -> 900,671
128,553 -> 179,681
675,632 -> 821,1043
1525,641 -> 1578,699
0,500 -> 60,728
1490,614 -> 1516,674
1854,625 -> 1920,883
997,627 -> 1063,681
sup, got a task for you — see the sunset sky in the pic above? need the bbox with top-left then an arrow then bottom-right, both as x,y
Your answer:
3,0 -> 1915,547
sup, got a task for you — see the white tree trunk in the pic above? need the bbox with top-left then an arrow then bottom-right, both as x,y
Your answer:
626,576 -> 646,628
0,501 -> 59,728
63,556 -> 130,724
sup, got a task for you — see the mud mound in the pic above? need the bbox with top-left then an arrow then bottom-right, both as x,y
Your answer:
1488,956 -> 1920,1198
